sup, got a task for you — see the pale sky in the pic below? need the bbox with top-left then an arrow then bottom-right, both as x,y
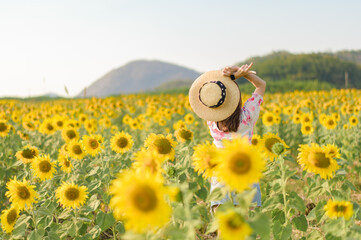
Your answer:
1,0 -> 360,97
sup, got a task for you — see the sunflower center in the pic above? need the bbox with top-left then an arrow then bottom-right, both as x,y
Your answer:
72,145 -> 83,155
328,119 -> 334,125
17,186 -> 30,199
65,187 -> 79,200
267,116 -> 273,122
0,122 -> 7,132
64,159 -> 70,167
6,209 -> 17,224
352,119 -> 356,123
66,130 -> 76,139
305,126 -> 311,131
26,123 -> 34,129
39,160 -> 52,173
89,139 -> 99,149
229,152 -> 251,174
334,205 -> 346,213
154,138 -> 172,154
308,152 -> 331,168
265,138 -> 280,152
116,137 -> 128,148
206,156 -> 217,169
132,185 -> 157,212
226,214 -> 243,229
179,129 -> 192,140
22,149 -> 36,159
251,138 -> 258,146
57,121 -> 63,127
47,123 -> 54,131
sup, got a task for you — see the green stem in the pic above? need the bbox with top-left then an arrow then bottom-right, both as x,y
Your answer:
31,208 -> 37,230
279,156 -> 289,225
112,225 -> 117,240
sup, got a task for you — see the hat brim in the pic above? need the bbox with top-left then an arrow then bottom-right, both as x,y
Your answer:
189,70 -> 240,122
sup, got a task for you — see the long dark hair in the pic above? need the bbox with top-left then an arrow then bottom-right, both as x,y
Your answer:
217,89 -> 242,132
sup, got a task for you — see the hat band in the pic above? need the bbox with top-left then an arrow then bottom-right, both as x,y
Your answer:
199,81 -> 226,108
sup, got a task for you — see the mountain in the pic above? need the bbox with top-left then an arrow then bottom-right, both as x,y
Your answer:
238,51 -> 361,88
80,60 -> 200,97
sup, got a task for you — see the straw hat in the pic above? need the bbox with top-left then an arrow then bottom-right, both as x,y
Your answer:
189,70 -> 240,122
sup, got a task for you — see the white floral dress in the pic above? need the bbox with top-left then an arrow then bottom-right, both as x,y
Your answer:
206,92 -> 264,208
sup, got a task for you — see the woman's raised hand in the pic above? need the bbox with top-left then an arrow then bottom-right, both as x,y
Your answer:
222,62 -> 256,79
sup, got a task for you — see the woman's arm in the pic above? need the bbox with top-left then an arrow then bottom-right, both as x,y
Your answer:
222,62 -> 266,97
244,73 -> 266,97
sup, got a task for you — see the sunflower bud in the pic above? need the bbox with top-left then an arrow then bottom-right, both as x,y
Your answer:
272,143 -> 285,155
166,166 -> 177,177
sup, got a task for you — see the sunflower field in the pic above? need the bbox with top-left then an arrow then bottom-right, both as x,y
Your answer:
0,88 -> 360,240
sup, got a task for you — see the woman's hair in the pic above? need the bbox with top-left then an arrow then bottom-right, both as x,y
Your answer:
217,89 -> 242,132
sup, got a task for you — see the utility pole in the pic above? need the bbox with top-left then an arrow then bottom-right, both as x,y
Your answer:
345,71 -> 348,89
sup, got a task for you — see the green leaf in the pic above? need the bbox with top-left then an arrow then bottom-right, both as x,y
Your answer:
88,225 -> 102,239
272,209 -> 286,225
249,213 -> 270,239
280,223 -> 292,240
288,191 -> 306,213
272,220 -> 282,239
173,205 -> 187,221
195,186 -> 208,201
46,231 -> 61,240
292,215 -> 308,232
315,200 -> 327,224
206,187 -> 223,202
321,219 -> 347,237
88,195 -> 101,211
28,229 -> 44,240
95,211 -> 116,231
307,230 -> 323,240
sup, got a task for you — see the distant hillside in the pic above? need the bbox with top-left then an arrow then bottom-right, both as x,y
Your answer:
330,50 -> 361,66
238,51 -> 361,88
80,60 -> 200,97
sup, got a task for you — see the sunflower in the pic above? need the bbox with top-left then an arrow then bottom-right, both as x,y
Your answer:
110,131 -> 134,154
259,132 -> 289,161
31,154 -> 56,181
0,120 -> 10,137
122,114 -> 132,125
174,127 -> 193,143
61,127 -> 79,142
251,134 -> 261,147
82,134 -> 104,156
301,112 -> 313,125
15,145 -> 39,164
324,144 -> 341,159
108,170 -> 171,233
132,148 -> 164,175
22,121 -> 36,131
5,177 -> 38,210
192,141 -> 219,179
324,199 -> 353,220
39,119 -> 57,135
216,209 -> 252,240
144,133 -> 177,161
1,206 -> 19,233
214,136 -> 266,193
17,130 -> 29,140
53,116 -> 66,130
67,140 -> 86,160
297,143 -> 340,179
58,153 -> 72,173
184,113 -> 195,125
349,116 -> 358,127
55,181 -> 88,209
301,123 -> 314,135
323,116 -> 337,130
292,113 -> 302,124
173,120 -> 186,130
262,112 -> 275,126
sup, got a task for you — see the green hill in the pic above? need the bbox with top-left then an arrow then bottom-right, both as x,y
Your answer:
238,51 -> 361,88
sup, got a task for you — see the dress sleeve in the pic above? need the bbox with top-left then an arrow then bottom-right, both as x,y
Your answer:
242,93 -> 264,126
